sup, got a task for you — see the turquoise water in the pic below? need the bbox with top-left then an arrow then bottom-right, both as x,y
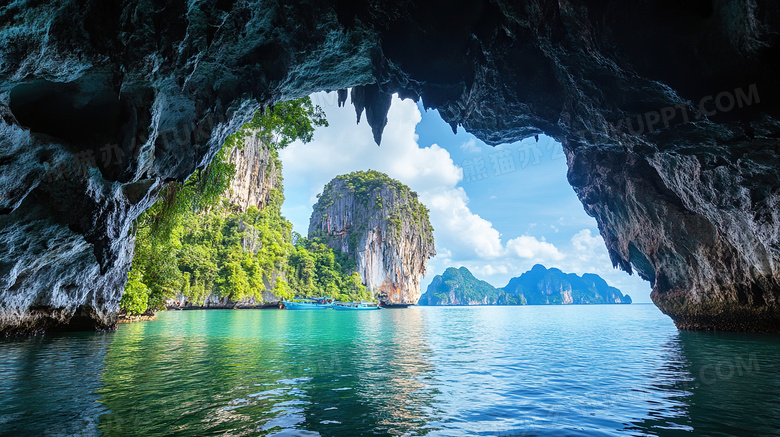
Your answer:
1,305 -> 779,436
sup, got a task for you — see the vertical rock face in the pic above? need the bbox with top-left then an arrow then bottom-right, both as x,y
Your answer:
308,171 -> 435,305
224,132 -> 281,213
173,132 -> 284,309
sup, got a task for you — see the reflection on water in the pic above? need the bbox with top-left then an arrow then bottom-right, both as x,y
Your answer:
628,331 -> 780,437
0,333 -> 111,435
98,309 -> 436,436
1,305 -> 780,436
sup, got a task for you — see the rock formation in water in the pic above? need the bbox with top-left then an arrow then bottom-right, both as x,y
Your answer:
502,265 -> 632,305
308,171 -> 435,305
173,131 -> 285,309
419,265 -> 630,306
1,1 -> 779,333
418,267 -> 507,306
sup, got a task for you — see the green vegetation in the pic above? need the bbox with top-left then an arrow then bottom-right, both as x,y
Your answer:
420,267 -> 505,305
121,98 -> 367,315
313,169 -> 433,240
287,237 -> 369,302
317,170 -> 417,208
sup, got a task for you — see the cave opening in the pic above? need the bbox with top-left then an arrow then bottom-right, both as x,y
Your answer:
0,0 -> 777,335
279,90 -> 651,304
1,1 -> 780,434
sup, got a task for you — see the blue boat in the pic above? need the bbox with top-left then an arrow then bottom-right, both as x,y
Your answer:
282,297 -> 333,310
333,301 -> 380,311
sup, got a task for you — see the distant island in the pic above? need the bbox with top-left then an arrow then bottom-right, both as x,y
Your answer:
418,265 -> 631,306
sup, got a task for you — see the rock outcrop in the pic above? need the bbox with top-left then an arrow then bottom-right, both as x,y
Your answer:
1,1 -> 779,332
168,291 -> 281,310
419,265 -> 630,306
308,171 -> 435,305
418,267 -> 506,306
502,265 -> 632,305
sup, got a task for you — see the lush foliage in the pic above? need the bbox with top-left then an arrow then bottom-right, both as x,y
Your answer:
313,169 -> 433,242
288,237 -> 369,302
224,98 -> 328,152
122,98 -> 367,315
120,269 -> 151,315
421,267 -> 511,306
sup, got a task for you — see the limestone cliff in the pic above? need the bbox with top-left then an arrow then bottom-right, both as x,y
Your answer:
1,1 -> 780,332
170,131 -> 285,309
224,132 -> 281,213
308,171 -> 435,305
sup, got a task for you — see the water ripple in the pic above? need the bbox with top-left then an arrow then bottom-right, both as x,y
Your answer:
2,306 -> 780,435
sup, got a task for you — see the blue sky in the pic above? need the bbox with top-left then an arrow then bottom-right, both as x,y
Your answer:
280,92 -> 652,303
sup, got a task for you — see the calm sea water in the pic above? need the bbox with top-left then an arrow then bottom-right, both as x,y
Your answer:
1,305 -> 779,436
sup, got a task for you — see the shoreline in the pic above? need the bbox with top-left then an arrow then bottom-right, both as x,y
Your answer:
117,313 -> 157,323
166,303 -> 284,311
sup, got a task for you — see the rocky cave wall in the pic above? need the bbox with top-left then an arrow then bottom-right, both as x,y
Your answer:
1,0 -> 779,333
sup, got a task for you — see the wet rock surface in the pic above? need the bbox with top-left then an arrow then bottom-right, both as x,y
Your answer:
1,1 -> 779,332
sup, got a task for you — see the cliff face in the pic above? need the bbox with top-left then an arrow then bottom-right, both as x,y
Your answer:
308,171 -> 435,305
1,1 -> 779,332
224,132 -> 281,213
419,265 -> 630,306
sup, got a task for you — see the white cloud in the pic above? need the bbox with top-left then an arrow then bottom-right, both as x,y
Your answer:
459,138 -> 481,154
571,229 -> 603,254
480,264 -> 509,276
424,187 -> 503,259
505,235 -> 564,261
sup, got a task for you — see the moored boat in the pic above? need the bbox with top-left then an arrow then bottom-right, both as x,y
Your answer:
333,301 -> 380,310
282,297 -> 334,310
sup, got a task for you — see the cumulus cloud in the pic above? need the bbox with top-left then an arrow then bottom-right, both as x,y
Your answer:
571,229 -> 603,254
480,264 -> 509,276
505,235 -> 565,261
424,187 -> 503,259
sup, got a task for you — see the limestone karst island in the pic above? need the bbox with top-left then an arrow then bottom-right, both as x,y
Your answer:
1,1 -> 779,435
